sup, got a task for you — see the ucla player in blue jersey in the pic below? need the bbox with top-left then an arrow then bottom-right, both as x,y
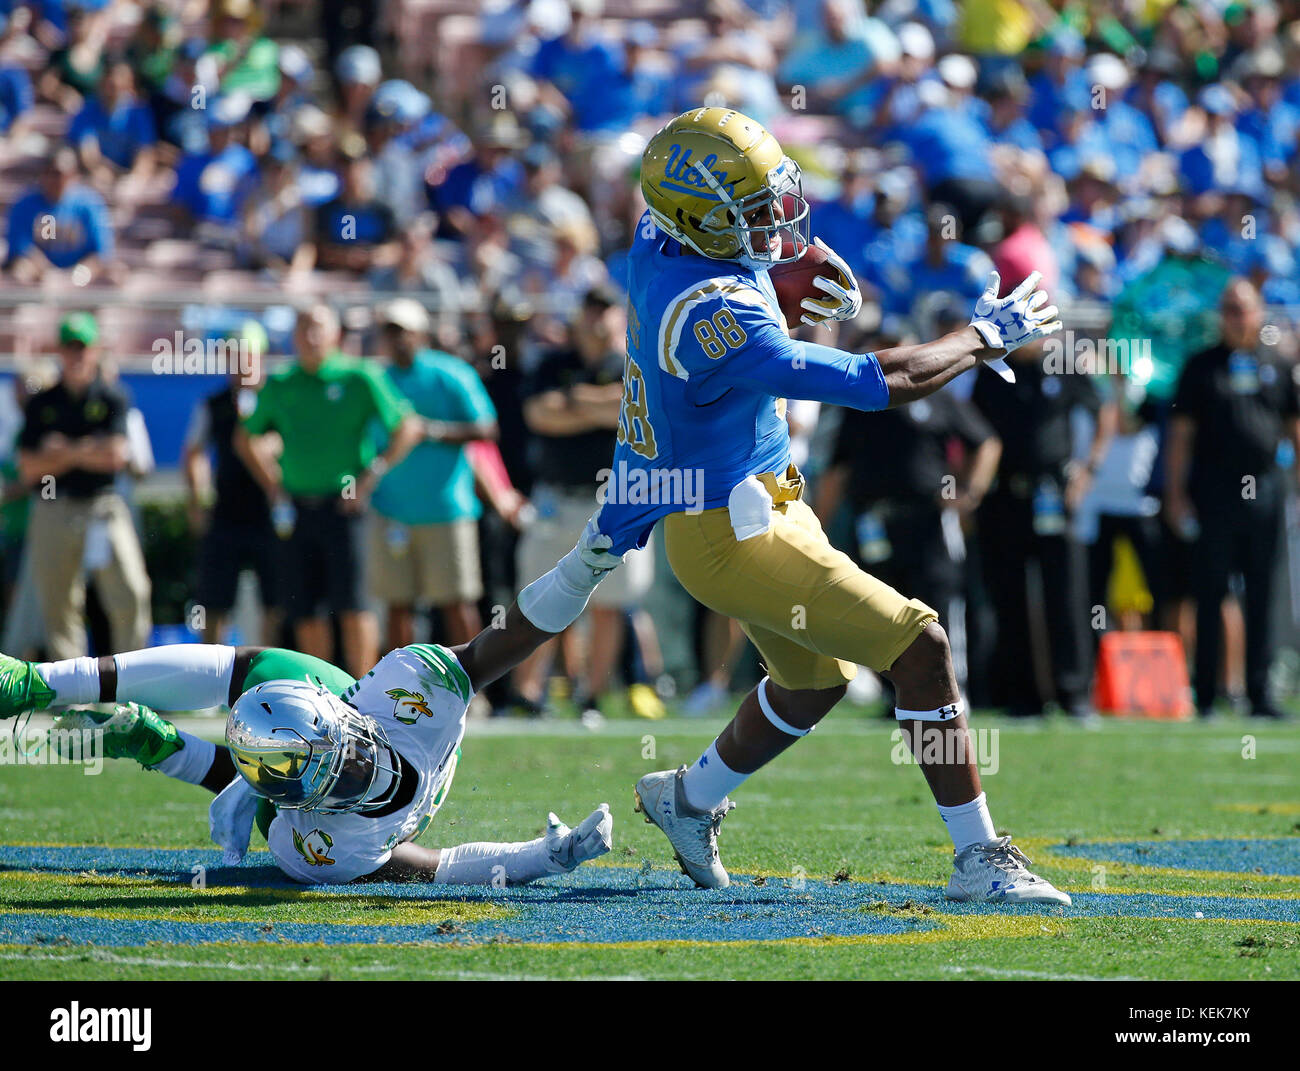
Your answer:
611,107 -> 1071,904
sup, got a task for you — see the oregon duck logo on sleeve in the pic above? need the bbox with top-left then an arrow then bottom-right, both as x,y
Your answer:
291,828 -> 335,867
386,687 -> 433,724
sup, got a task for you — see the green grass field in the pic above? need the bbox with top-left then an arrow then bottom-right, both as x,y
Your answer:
0,709 -> 1297,980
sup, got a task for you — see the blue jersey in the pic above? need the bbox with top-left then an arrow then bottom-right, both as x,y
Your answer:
597,213 -> 889,554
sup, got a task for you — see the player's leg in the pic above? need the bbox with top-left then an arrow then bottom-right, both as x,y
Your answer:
51,701 -> 233,788
650,496 -> 1068,901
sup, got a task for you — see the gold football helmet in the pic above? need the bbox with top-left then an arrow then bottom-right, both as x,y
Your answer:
640,107 -> 810,270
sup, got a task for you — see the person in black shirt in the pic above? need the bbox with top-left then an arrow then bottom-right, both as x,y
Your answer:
816,385 -> 1001,683
17,312 -> 152,659
182,326 -> 279,645
515,285 -> 660,718
971,347 -> 1116,716
1166,278 -> 1300,719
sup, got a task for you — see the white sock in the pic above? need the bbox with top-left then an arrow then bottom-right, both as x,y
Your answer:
433,838 -> 554,886
681,741 -> 748,813
937,792 -> 997,852
36,656 -> 101,705
153,730 -> 216,783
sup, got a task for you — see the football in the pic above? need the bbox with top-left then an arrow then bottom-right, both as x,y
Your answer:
768,242 -> 844,325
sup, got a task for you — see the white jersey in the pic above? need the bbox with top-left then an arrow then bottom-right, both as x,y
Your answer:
267,644 -> 471,883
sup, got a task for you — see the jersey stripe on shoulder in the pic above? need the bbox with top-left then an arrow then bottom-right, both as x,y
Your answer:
405,643 -> 472,704
657,277 -> 780,381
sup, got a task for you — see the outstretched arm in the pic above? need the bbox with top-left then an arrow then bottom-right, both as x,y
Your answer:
451,602 -> 552,695
873,327 -> 996,407
700,270 -> 1059,412
450,520 -> 622,693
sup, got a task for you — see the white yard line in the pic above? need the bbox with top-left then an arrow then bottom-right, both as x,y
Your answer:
939,964 -> 1141,981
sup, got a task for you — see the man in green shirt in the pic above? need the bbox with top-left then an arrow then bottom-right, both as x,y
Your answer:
236,304 -> 419,677
369,299 -> 498,650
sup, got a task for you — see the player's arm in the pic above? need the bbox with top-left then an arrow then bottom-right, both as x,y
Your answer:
871,327 -> 999,406
877,271 -> 1063,405
450,521 -> 622,693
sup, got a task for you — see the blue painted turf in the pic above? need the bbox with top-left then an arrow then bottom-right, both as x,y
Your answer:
1053,838 -> 1300,876
1,844 -> 1297,947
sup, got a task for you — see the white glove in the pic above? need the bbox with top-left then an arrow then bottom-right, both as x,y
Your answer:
518,517 -> 621,632
578,516 -> 622,575
544,804 -> 613,873
969,270 -> 1062,380
800,237 -> 863,327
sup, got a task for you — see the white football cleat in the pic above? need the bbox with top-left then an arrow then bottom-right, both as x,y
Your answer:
634,766 -> 735,889
545,804 -> 613,874
946,836 -> 1072,906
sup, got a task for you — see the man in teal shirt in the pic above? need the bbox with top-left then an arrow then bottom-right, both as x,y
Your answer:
370,299 -> 499,648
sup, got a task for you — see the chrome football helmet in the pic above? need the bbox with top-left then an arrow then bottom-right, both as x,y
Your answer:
226,679 -> 400,814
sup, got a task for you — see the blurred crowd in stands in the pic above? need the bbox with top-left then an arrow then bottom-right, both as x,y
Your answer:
1,0 -> 1300,719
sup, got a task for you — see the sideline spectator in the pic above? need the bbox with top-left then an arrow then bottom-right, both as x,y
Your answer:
1166,279 -> 1299,720
235,304 -> 420,678
368,299 -> 498,649
972,338 -> 1116,718
182,323 -> 281,646
17,313 -> 151,659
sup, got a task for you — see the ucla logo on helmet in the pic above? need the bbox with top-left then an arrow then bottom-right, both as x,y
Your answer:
661,144 -> 734,201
